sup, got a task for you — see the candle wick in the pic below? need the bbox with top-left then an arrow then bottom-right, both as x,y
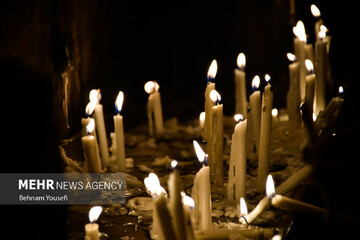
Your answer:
240,216 -> 248,225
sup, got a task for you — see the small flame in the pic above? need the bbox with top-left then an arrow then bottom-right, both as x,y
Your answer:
89,89 -> 101,104
266,174 -> 276,198
86,118 -> 95,135
170,160 -> 178,169
199,112 -> 206,128
338,86 -> 344,94
210,89 -> 221,103
313,113 -> 317,122
239,197 -> 248,217
115,91 -> 124,114
252,75 -> 260,91
271,108 -> 278,117
193,140 -> 207,164
89,206 -> 102,223
85,101 -> 96,117
318,25 -> 327,40
234,113 -> 243,123
144,173 -> 166,197
311,4 -> 321,18
287,53 -> 296,62
207,59 -> 218,81
144,81 -> 160,94
265,74 -> 271,83
305,59 -> 314,73
181,191 -> 195,210
236,53 -> 246,70
293,21 -> 307,42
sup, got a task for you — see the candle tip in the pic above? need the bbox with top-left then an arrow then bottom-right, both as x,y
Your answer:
252,75 -> 260,91
210,89 -> 221,104
89,206 -> 102,223
207,59 -> 218,82
115,91 -> 124,114
236,53 -> 246,70
265,74 -> 271,84
311,4 -> 321,18
266,174 -> 276,198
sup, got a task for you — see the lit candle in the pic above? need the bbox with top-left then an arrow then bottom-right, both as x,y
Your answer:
199,111 -> 205,129
257,75 -> 273,193
228,114 -> 247,201
113,91 -> 126,172
234,53 -> 248,118
85,206 -> 102,240
203,59 -> 217,142
90,89 -> 109,169
311,4 -> 324,42
154,193 -> 177,240
191,140 -> 212,231
81,119 -> 101,173
181,192 -> 195,240
293,21 -> 307,101
249,75 -> 261,154
81,101 -> 97,137
239,197 -> 248,224
208,90 -> 224,187
305,59 -> 316,115
145,81 -> 164,138
286,53 -> 301,129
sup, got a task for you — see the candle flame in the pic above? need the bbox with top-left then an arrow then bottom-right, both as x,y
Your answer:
265,74 -> 271,83
144,173 -> 166,197
236,53 -> 246,70
207,59 -> 218,81
305,59 -> 314,73
89,206 -> 102,223
271,108 -> 278,117
239,197 -> 248,217
210,89 -> 221,103
252,75 -> 260,91
199,112 -> 206,128
85,101 -> 96,117
181,191 -> 195,210
115,91 -> 124,114
293,21 -> 306,42
144,81 -> 160,94
89,89 -> 101,104
193,140 -> 207,164
234,113 -> 243,123
318,25 -> 327,40
311,4 -> 321,18
266,174 -> 276,198
170,160 -> 178,169
86,118 -> 95,135
287,53 -> 296,62
338,86 -> 344,94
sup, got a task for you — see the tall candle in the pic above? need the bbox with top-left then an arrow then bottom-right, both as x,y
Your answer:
228,114 -> 247,201
181,192 -> 195,240
311,4 -> 324,42
145,81 -> 164,138
154,193 -> 177,240
81,101 -> 97,137
81,119 -> 101,173
85,206 -> 102,240
90,89 -> 109,169
314,31 -> 327,116
234,53 -> 248,118
203,59 -> 217,142
208,90 -> 224,187
293,21 -> 307,101
192,141 -> 212,231
113,91 -> 126,172
257,75 -> 273,193
249,75 -> 261,154
286,53 -> 301,128
305,60 -> 316,115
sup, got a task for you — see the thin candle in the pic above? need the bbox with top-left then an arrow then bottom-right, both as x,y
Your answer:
113,91 -> 126,172
234,53 -> 248,117
204,59 -> 217,142
85,206 -> 102,240
286,53 -> 301,129
249,75 -> 261,156
145,81 -> 164,138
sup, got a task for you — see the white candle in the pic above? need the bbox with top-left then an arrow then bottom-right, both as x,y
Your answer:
81,119 -> 101,173
314,31 -> 328,116
234,53 -> 248,118
192,141 -> 212,231
293,21 -> 307,101
81,101 -> 97,137
145,81 -> 164,138
85,206 -> 102,240
311,4 -> 324,42
305,59 -> 316,115
113,91 -> 126,172
249,75 -> 261,154
286,53 -> 301,129
203,59 -> 217,142
154,193 -> 177,240
208,90 -> 223,187
228,114 -> 247,201
90,89 -> 109,169
182,192 -> 195,240
256,75 -> 273,193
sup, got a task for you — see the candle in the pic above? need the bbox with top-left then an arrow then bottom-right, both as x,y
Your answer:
293,21 -> 307,101
90,89 -> 109,169
256,75 -> 273,193
154,193 -> 177,240
192,141 -> 212,231
181,192 -> 195,240
203,59 -> 217,142
85,206 -> 102,240
208,90 -> 224,187
234,53 -> 248,118
305,59 -> 316,115
228,114 -> 247,201
81,119 -> 102,173
145,81 -> 164,138
113,91 -> 126,172
311,4 -> 324,42
239,197 -> 248,224
249,75 -> 261,154
81,101 -> 97,137
286,53 -> 301,129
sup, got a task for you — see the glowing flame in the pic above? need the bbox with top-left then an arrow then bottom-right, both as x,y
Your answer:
89,206 -> 102,223
293,21 -> 306,42
181,191 -> 195,210
193,140 -> 207,164
199,112 -> 206,128
311,4 -> 321,18
170,160 -> 178,169
89,89 -> 101,104
252,75 -> 260,91
239,197 -> 248,217
144,173 -> 166,197
207,59 -> 218,80
266,174 -> 276,198
85,101 -> 96,117
210,89 -> 221,103
338,86 -> 344,94
272,108 -> 278,117
265,74 -> 271,83
305,59 -> 314,73
234,113 -> 243,123
144,81 -> 160,94
86,118 -> 95,135
287,53 -> 296,62
115,91 -> 124,114
313,113 -> 317,122
318,25 -> 328,40
236,53 -> 246,70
